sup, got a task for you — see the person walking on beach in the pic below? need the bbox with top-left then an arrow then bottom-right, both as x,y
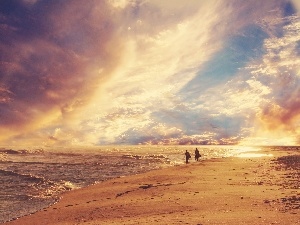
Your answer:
185,150 -> 191,164
195,148 -> 201,161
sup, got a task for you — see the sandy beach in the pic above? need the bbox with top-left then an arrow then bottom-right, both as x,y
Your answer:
5,149 -> 299,225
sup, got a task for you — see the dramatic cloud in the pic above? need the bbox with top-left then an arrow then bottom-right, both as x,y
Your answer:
0,0 -> 299,147
0,0 -> 126,141
242,14 -> 300,145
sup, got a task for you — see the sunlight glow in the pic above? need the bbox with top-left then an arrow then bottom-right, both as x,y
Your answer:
237,153 -> 274,158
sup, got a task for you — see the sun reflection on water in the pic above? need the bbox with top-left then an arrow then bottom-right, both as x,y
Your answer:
235,146 -> 273,158
236,153 -> 273,158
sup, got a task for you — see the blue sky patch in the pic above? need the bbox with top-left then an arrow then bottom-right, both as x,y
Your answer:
180,25 -> 268,98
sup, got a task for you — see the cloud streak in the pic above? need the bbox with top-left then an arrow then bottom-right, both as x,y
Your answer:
0,0 -> 299,146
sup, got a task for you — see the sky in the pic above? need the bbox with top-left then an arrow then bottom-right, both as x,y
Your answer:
0,0 -> 300,147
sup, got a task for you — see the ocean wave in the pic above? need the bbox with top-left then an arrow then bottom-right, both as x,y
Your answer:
121,154 -> 168,160
0,169 -> 46,183
0,168 -> 77,200
3,194 -> 36,201
122,154 -> 144,159
37,180 -> 78,198
0,153 -> 7,162
49,152 -> 84,157
0,148 -> 44,155
0,149 -> 27,154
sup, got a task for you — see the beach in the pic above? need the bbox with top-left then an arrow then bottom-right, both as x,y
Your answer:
5,149 -> 299,225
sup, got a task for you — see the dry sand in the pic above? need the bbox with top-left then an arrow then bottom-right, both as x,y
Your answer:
5,149 -> 299,225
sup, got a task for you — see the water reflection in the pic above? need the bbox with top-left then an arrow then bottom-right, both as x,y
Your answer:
237,153 -> 273,158
235,146 -> 273,158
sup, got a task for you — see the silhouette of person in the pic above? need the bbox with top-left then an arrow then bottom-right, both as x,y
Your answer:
195,148 -> 201,161
185,150 -> 191,164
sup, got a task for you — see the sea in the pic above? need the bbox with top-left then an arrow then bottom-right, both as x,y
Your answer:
0,145 -> 294,223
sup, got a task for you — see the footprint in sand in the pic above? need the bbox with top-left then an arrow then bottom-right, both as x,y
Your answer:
86,200 -> 97,203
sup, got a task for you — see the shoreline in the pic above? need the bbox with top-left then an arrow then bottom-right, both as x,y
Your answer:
4,149 -> 299,225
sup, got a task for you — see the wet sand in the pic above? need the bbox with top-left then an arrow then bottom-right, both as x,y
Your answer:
5,149 -> 299,225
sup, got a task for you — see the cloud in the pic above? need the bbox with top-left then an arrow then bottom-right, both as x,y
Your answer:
292,0 -> 300,14
22,0 -> 39,5
0,0 -> 127,141
1,0 -> 299,146
242,14 -> 300,145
